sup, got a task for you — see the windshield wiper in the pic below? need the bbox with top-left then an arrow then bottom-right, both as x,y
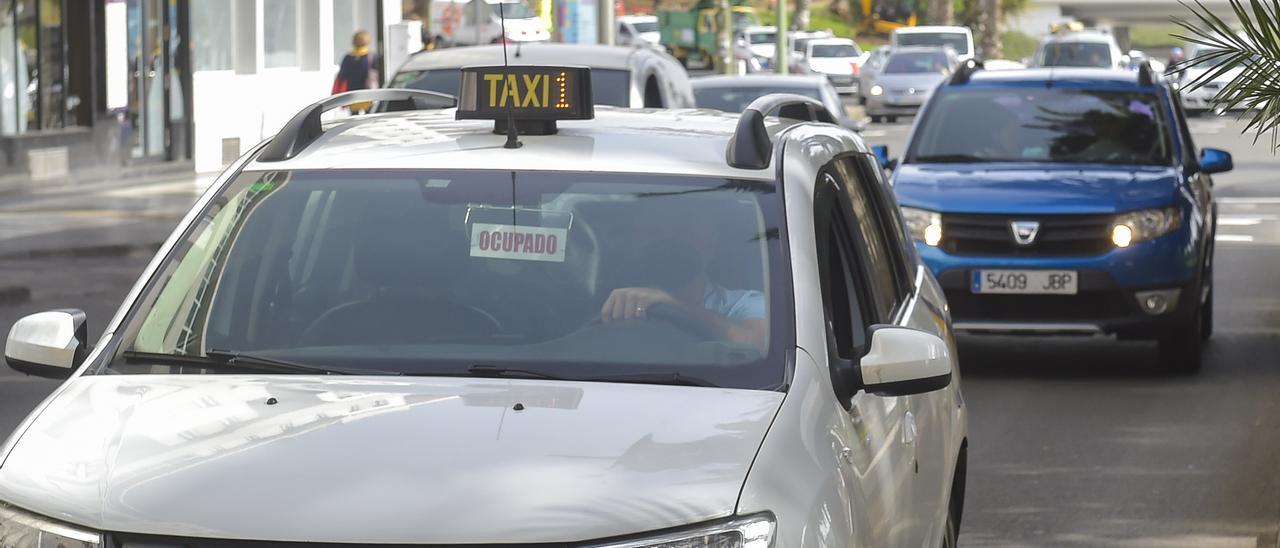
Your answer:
465,364 -> 568,380
582,372 -> 720,388
911,153 -> 989,163
121,350 -> 397,376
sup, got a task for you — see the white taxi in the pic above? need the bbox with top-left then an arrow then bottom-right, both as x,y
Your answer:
1,66 -> 968,547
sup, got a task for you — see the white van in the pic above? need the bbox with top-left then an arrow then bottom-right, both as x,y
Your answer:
429,0 -> 550,46
891,26 -> 975,61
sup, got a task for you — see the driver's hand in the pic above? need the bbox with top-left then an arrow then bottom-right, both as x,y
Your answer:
602,287 -> 679,322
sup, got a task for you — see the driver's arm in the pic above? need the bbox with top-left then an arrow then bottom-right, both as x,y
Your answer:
601,288 -> 769,352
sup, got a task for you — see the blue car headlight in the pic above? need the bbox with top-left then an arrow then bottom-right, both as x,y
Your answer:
0,502 -> 102,547
588,515 -> 775,548
1111,206 -> 1182,248
902,206 -> 944,246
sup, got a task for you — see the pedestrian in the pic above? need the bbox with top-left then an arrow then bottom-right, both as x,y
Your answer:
333,30 -> 381,114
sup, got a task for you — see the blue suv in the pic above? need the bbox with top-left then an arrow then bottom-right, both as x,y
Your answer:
877,63 -> 1232,373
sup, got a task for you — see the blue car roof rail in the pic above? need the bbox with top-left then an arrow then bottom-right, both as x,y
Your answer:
948,58 -> 984,85
1137,60 -> 1160,86
727,93 -> 838,170
259,89 -> 457,162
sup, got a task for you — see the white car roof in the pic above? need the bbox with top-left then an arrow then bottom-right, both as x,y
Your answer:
398,44 -> 653,73
619,14 -> 657,23
1042,31 -> 1117,45
808,37 -> 856,46
248,107 -> 791,180
894,25 -> 971,34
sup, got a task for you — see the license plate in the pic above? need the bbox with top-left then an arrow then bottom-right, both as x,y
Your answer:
971,269 -> 1078,295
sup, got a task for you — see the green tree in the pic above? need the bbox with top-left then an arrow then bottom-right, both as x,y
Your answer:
1173,0 -> 1280,148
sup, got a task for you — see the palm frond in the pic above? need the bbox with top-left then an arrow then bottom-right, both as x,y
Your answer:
1172,0 -> 1280,150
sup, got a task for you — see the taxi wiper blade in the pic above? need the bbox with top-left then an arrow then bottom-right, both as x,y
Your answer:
582,372 -> 720,388
121,350 -> 396,376
466,364 -> 567,380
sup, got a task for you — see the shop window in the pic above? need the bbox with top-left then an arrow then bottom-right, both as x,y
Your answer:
192,0 -> 232,71
0,0 -> 78,135
263,0 -> 299,68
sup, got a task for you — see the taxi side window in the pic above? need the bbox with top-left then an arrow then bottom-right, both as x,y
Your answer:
815,174 -> 875,358
828,158 -> 906,321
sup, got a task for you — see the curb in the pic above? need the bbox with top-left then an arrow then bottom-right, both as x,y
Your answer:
0,286 -> 31,307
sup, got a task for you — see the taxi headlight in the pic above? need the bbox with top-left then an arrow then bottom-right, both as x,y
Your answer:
0,502 -> 102,547
870,84 -> 884,96
589,515 -> 775,548
1111,206 -> 1181,248
901,206 -> 943,247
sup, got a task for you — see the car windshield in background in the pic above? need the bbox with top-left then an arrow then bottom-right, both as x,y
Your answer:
749,32 -> 776,44
111,170 -> 788,390
632,20 -> 659,33
1188,48 -> 1229,69
490,2 -> 536,18
883,51 -> 951,74
1040,42 -> 1113,68
813,44 -> 860,58
896,32 -> 970,55
404,68 -> 632,107
694,85 -> 822,113
907,88 -> 1172,166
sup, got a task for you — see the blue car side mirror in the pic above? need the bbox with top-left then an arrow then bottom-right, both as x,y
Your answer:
871,145 -> 896,171
1199,148 -> 1233,174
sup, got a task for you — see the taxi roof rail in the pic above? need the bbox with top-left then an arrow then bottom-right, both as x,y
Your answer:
258,89 -> 456,162
728,94 -> 838,170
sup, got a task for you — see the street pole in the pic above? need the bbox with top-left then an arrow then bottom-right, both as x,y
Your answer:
774,0 -> 787,73
599,0 -> 616,44
719,0 -> 733,74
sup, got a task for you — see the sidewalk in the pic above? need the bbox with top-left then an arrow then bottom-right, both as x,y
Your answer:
0,171 -> 215,259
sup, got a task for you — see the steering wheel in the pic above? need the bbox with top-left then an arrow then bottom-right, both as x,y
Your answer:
299,297 -> 503,346
577,302 -> 719,342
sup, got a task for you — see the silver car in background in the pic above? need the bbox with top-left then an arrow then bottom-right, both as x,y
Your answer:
389,43 -> 696,108
858,45 -> 891,105
865,46 -> 958,123
691,74 -> 862,130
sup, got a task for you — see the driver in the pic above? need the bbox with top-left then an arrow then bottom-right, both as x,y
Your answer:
601,201 -> 768,352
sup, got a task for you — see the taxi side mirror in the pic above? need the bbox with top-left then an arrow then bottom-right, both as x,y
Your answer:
5,309 -> 89,379
859,326 -> 952,397
871,144 -> 896,171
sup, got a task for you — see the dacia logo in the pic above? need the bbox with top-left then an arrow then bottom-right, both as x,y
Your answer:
482,72 -> 571,109
1009,220 -> 1040,246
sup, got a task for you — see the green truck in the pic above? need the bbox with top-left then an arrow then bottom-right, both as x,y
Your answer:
658,0 -> 758,68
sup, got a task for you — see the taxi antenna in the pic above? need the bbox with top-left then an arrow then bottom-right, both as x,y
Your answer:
498,3 -> 522,149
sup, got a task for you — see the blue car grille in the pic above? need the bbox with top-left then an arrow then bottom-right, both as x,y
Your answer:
941,213 -> 1114,257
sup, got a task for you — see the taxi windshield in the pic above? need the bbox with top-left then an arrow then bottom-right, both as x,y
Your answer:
403,68 -> 632,107
907,88 -> 1172,166
109,170 -> 789,390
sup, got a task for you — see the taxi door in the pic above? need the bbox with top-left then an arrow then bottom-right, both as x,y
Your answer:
815,166 -> 915,545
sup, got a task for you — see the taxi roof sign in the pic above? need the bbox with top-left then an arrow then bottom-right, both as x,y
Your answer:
456,65 -> 594,133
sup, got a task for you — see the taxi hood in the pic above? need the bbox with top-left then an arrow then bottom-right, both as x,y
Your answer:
893,163 -> 1181,214
0,376 -> 783,543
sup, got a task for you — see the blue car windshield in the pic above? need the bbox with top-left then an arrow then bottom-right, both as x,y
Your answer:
907,88 -> 1173,166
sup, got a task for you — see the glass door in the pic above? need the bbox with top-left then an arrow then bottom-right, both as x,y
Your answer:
127,0 -> 173,160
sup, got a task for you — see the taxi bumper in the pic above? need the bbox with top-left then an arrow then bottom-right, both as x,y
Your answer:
918,232 -> 1201,338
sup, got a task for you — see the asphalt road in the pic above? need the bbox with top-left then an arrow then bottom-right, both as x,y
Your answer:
1,115 -> 1278,547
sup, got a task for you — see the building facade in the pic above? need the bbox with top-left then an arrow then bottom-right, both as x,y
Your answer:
0,0 -> 428,188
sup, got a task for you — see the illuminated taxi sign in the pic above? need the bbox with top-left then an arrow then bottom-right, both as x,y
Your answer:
456,65 -> 594,121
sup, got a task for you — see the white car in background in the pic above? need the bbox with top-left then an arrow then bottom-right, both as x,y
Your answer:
788,29 -> 835,73
804,37 -> 865,94
734,25 -> 779,72
981,59 -> 1026,71
892,25 -> 975,62
618,14 -> 660,48
1031,30 -> 1126,69
1177,45 -> 1244,115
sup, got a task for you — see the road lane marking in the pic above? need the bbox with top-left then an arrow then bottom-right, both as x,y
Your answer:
1218,197 -> 1280,204
1217,217 -> 1268,226
1216,234 -> 1255,242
